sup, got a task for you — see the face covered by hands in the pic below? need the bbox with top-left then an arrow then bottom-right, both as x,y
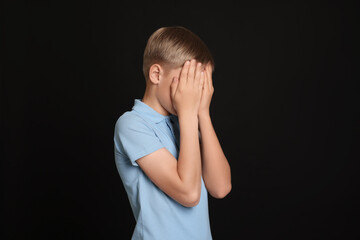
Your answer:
198,63 -> 214,117
170,59 -> 205,117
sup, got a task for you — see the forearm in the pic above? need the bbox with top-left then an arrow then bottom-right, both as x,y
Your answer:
199,113 -> 231,198
177,113 -> 202,196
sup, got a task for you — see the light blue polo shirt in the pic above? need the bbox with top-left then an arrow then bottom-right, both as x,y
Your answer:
114,99 -> 212,240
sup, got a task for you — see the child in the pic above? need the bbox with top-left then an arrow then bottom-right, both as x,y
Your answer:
114,26 -> 231,240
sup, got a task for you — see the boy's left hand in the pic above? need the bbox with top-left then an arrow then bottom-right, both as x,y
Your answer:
198,63 -> 214,117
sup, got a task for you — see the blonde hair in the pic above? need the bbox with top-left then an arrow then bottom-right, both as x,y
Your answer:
142,26 -> 214,81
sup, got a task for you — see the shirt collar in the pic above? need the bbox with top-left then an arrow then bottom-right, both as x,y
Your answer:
132,99 -> 173,124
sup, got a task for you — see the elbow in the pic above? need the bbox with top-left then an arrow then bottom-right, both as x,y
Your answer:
211,183 -> 232,199
182,190 -> 201,208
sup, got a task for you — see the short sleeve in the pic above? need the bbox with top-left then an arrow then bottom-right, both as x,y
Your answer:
114,114 -> 164,167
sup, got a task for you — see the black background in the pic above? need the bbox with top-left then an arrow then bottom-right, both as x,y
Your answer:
2,1 -> 359,239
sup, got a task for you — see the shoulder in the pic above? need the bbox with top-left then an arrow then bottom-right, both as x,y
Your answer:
114,111 -> 153,135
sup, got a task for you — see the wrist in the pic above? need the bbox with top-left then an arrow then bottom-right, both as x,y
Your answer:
198,110 -> 210,119
178,111 -> 199,122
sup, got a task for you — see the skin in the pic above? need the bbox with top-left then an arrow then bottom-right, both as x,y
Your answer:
139,59 -> 231,207
198,65 -> 232,198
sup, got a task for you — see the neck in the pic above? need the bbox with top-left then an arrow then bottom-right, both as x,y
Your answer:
142,84 -> 170,116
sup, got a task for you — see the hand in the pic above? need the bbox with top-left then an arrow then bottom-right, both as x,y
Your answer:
198,63 -> 214,117
170,59 -> 205,117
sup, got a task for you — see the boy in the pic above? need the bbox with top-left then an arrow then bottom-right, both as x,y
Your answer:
114,26 -> 231,240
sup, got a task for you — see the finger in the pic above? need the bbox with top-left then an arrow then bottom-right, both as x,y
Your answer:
187,59 -> 197,85
194,62 -> 202,87
199,71 -> 205,91
205,64 -> 213,90
179,60 -> 190,88
203,69 -> 208,90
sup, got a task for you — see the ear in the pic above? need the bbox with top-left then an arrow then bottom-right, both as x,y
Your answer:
148,64 -> 162,84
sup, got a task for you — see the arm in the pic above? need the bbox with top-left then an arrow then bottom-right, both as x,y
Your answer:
137,114 -> 201,207
199,113 -> 231,198
198,63 -> 232,198
137,60 -> 204,207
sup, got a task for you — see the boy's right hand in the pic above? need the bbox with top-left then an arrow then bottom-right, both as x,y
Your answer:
170,59 -> 205,117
